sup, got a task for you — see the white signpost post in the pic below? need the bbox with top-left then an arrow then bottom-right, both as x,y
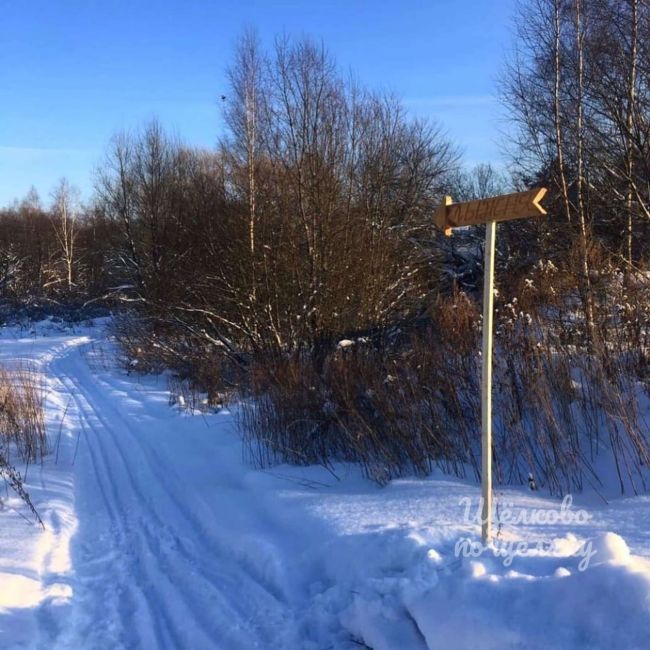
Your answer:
434,188 -> 548,542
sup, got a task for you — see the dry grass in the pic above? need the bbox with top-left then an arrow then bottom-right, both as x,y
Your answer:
111,247 -> 650,495
0,364 -> 46,462
167,375 -> 230,413
112,311 -> 241,409
0,362 -> 46,524
240,295 -> 484,485
241,267 -> 650,494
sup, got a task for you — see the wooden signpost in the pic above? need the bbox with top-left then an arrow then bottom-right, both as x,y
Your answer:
434,187 -> 547,543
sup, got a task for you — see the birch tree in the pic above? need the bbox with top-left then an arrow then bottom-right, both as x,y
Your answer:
49,178 -> 80,292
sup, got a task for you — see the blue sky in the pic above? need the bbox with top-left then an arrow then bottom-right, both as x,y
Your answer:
0,0 -> 515,206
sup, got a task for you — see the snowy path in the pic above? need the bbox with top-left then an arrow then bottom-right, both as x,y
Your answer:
1,322 -> 650,649
0,328 -> 303,648
51,338 -> 302,649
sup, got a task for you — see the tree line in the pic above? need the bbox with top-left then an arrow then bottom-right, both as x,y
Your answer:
2,34 -> 461,353
504,0 -> 650,332
1,10 -> 650,488
1,8 -> 648,351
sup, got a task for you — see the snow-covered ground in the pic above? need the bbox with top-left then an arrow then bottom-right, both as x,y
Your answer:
1,320 -> 649,649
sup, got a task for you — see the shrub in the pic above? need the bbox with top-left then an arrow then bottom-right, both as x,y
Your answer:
0,364 -> 46,462
0,363 -> 45,524
241,278 -> 650,494
112,311 -> 241,406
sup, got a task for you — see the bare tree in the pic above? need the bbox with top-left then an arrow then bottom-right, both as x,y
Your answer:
625,0 -> 640,263
49,178 -> 80,292
573,0 -> 596,339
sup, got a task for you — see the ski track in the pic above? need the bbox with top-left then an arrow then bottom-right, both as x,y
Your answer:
49,338 -> 297,650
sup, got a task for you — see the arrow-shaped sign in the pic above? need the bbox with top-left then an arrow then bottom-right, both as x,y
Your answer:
432,186 -> 548,543
434,188 -> 547,235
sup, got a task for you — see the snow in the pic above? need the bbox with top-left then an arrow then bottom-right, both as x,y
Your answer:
0,319 -> 649,649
